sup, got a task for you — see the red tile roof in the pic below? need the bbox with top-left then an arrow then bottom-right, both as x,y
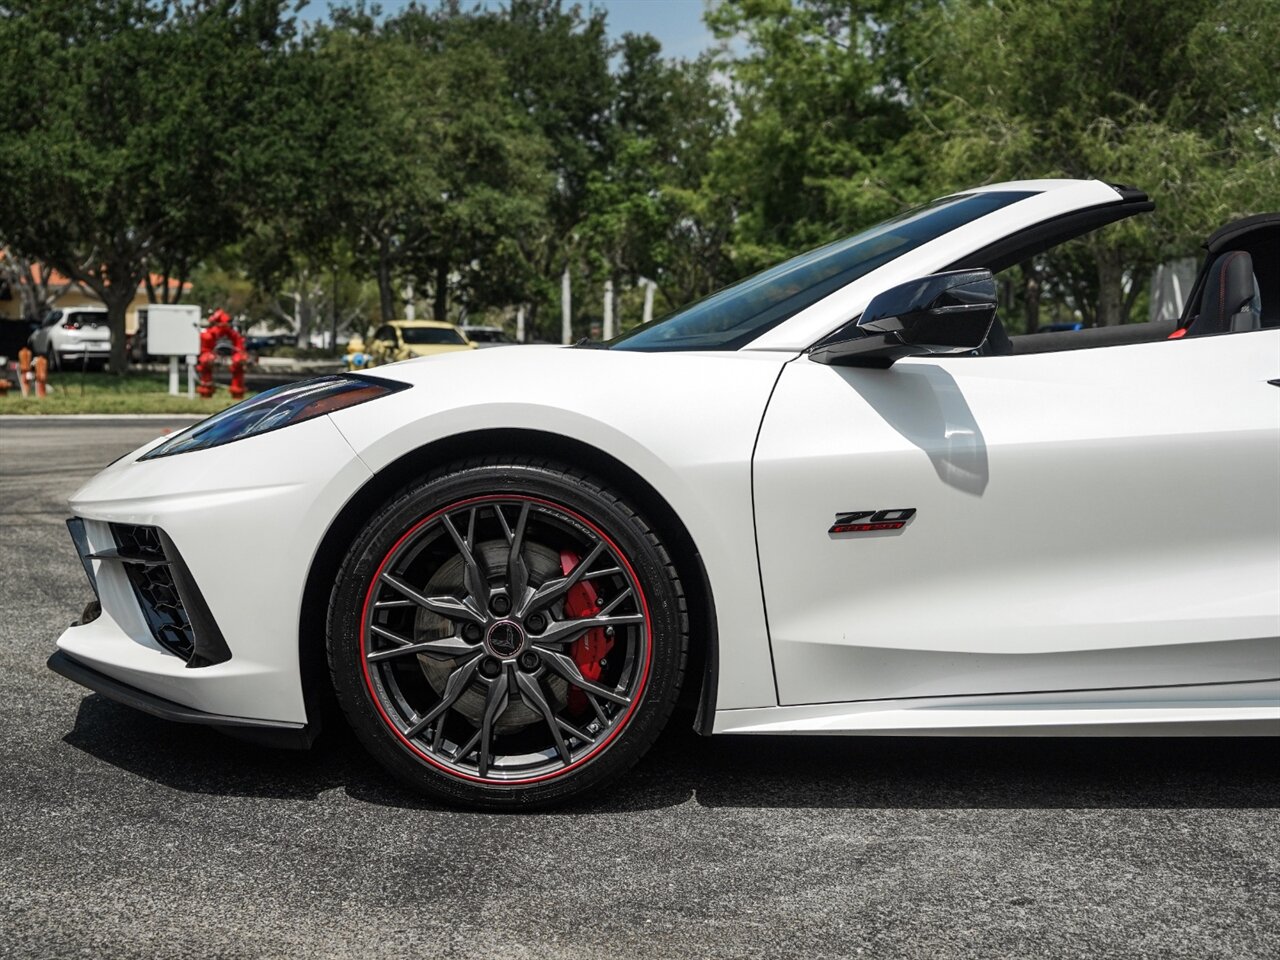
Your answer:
0,251 -> 192,293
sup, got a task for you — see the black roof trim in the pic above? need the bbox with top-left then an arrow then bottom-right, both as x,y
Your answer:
1205,213 -> 1280,253
946,197 -> 1154,275
1106,183 -> 1150,204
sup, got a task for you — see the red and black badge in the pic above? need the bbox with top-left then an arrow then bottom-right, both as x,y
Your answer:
829,508 -> 916,534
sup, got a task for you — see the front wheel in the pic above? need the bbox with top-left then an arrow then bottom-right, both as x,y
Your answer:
327,458 -> 689,809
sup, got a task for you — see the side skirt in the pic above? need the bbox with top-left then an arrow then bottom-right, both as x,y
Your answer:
713,678 -> 1280,737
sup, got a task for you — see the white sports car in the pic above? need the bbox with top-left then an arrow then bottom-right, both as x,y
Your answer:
48,180 -> 1280,809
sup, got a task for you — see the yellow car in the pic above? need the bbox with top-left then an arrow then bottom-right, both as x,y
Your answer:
367,320 -> 477,366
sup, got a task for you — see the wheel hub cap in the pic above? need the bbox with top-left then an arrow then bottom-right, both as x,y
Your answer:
484,619 -> 526,659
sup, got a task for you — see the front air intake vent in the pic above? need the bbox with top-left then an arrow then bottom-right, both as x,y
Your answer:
110,523 -> 195,660
105,523 -> 231,668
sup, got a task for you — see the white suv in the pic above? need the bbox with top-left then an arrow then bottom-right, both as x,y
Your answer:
28,307 -> 112,370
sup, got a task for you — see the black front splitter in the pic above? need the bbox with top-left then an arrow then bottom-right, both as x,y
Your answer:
47,649 -> 316,750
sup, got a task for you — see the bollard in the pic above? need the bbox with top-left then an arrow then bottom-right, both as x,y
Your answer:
17,347 -> 31,398
34,355 -> 48,398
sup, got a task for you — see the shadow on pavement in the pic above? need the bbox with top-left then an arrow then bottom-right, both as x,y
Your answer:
63,693 -> 1280,813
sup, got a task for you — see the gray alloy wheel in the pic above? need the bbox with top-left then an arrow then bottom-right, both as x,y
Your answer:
328,458 -> 689,809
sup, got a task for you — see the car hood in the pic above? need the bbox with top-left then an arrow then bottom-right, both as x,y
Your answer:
333,344 -> 795,476
363,342 -> 791,390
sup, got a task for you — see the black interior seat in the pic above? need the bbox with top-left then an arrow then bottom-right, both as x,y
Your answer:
1186,250 -> 1261,336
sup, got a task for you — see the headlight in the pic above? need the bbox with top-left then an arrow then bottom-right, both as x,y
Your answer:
140,374 -> 408,460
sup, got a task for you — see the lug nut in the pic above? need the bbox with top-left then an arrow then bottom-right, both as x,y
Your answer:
526,613 -> 546,633
491,595 -> 511,616
463,623 -> 482,642
480,657 -> 502,678
519,651 -> 539,671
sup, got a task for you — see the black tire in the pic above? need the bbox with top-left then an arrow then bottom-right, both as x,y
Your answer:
327,457 -> 689,810
45,348 -> 60,373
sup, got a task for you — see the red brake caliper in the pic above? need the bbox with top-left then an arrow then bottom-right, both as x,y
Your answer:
560,549 -> 614,715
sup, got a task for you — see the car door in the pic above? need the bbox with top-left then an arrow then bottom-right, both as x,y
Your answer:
753,325 -> 1280,706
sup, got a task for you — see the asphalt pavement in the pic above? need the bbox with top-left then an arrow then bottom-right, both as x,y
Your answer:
1,419 -> 1277,960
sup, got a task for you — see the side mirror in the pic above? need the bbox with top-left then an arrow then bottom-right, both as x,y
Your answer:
809,269 -> 997,368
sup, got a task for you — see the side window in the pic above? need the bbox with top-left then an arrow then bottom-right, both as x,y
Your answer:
374,325 -> 397,344
993,234 -> 1158,337
995,223 -> 1276,350
990,231 -> 1190,354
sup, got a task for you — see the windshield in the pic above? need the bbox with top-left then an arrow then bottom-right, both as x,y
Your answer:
609,191 -> 1037,351
401,327 -> 466,345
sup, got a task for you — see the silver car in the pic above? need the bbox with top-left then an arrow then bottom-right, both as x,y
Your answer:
28,307 -> 112,370
459,324 -> 516,347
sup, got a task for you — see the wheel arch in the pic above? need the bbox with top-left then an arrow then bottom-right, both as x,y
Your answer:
297,428 -> 719,737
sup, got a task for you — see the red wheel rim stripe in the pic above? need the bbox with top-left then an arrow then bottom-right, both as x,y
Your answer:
358,493 -> 653,785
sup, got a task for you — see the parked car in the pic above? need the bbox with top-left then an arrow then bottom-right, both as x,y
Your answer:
367,320 -> 477,365
46,181 -> 1279,810
242,333 -> 298,355
28,307 -> 112,370
460,325 -> 516,347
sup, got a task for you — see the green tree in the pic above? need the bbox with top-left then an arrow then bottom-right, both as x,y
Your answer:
445,0 -> 617,337
0,0 -> 298,371
919,0 -> 1280,325
708,0 -> 939,268
582,38 -> 736,319
308,14 -> 550,322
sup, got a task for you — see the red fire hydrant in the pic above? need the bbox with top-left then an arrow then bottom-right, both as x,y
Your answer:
196,309 -> 247,399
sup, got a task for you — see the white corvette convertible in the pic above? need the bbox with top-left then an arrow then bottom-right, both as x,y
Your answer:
49,180 -> 1279,808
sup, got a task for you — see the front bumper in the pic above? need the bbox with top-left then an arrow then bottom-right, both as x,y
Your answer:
50,414 -> 373,727
56,342 -> 111,356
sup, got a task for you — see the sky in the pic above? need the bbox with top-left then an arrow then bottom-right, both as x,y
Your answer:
295,1 -> 720,60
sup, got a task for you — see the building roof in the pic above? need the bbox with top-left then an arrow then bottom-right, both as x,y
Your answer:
0,251 -> 192,293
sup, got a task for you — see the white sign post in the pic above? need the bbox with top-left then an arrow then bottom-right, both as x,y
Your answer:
146,305 -> 202,396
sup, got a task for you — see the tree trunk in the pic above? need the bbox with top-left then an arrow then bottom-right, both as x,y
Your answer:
376,242 -> 395,321
297,285 -> 314,346
105,293 -> 131,375
432,261 -> 449,321
1021,259 -> 1040,335
1095,249 -> 1125,326
1121,271 -> 1145,325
